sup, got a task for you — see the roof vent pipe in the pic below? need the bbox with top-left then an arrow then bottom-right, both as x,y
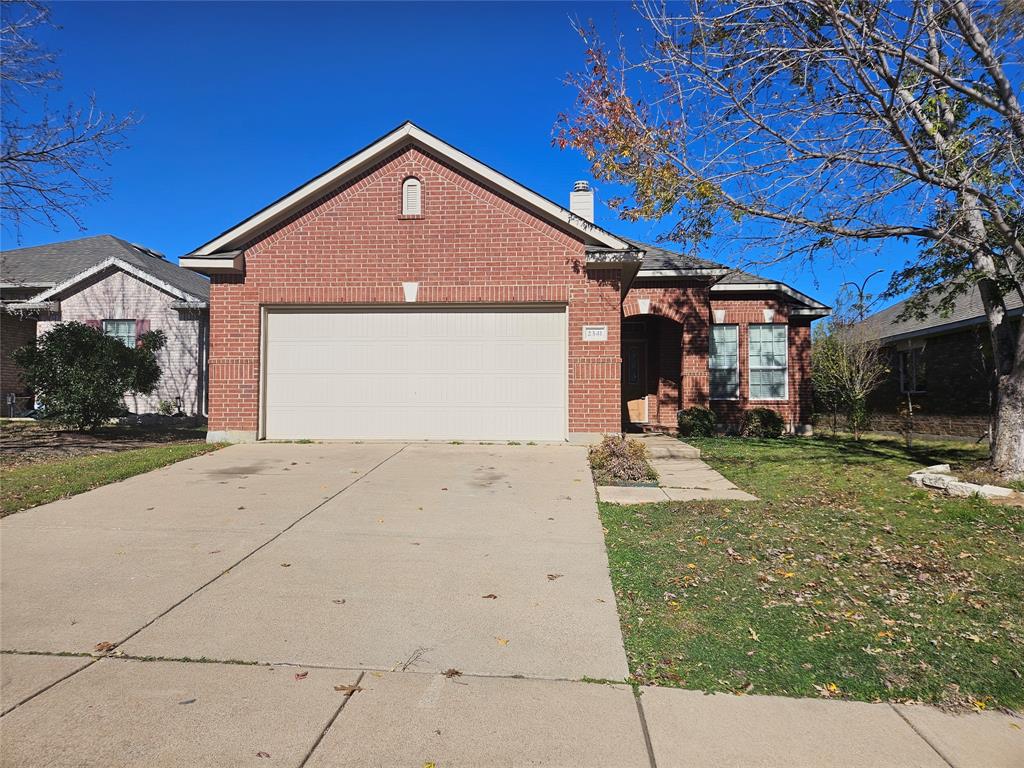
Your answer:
569,180 -> 594,223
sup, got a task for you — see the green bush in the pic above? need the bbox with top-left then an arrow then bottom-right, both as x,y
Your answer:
677,406 -> 717,437
13,322 -> 166,431
588,434 -> 657,485
741,407 -> 786,438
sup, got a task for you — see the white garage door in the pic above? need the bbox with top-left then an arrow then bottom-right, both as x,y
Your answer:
263,307 -> 567,441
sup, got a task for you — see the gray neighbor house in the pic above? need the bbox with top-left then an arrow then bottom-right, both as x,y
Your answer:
860,282 -> 1023,440
0,235 -> 210,417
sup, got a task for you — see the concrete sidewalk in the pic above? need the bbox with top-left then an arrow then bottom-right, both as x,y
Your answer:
1,443 -> 1020,766
1,654 -> 1019,767
599,433 -> 758,504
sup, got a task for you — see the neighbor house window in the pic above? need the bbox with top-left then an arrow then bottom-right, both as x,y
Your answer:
709,324 -> 739,399
402,177 -> 422,215
103,319 -> 136,347
748,324 -> 788,400
898,347 -> 926,393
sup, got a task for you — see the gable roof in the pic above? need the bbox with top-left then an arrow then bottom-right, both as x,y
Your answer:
1,235 -> 210,302
187,121 -> 634,258
860,281 -> 1023,344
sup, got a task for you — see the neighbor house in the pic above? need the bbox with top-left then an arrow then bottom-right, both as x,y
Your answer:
180,122 -> 829,443
860,281 -> 1022,439
0,235 -> 210,417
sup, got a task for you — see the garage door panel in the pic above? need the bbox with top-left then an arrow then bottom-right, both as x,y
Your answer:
264,308 -> 566,440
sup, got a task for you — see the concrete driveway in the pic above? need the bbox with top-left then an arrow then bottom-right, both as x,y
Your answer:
1,442 -> 646,766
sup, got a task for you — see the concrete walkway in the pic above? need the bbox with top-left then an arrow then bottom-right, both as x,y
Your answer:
598,433 -> 758,504
1,443 -> 1020,766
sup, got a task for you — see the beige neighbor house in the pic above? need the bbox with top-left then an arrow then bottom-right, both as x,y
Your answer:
0,235 -> 210,417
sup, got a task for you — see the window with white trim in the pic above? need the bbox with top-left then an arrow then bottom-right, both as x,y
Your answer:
709,324 -> 739,399
103,319 -> 136,347
898,347 -> 926,393
402,177 -> 422,215
748,323 -> 788,400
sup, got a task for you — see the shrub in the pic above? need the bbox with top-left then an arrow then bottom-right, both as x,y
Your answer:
741,407 -> 785,438
677,406 -> 716,437
588,434 -> 657,485
13,322 -> 166,431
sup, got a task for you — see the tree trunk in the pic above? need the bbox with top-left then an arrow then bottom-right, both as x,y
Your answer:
991,318 -> 1024,478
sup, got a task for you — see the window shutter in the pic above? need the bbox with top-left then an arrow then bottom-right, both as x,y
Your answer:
84,319 -> 101,330
135,319 -> 150,346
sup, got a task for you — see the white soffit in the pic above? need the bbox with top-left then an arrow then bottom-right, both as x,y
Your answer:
191,122 -> 632,256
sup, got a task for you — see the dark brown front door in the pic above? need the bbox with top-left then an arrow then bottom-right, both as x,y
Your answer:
623,340 -> 647,423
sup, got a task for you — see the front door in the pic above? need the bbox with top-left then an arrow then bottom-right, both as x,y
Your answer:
622,340 -> 647,423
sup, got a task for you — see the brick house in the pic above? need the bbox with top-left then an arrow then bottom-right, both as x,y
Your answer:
180,123 -> 829,442
860,282 -> 1023,439
1,235 -> 210,416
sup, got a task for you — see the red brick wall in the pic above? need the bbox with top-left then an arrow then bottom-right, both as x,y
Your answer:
207,145 -> 622,435
624,283 -> 814,431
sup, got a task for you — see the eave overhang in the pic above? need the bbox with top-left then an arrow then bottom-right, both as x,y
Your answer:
179,250 -> 245,276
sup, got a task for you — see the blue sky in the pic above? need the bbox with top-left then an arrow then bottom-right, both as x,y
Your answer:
5,1 -> 907,309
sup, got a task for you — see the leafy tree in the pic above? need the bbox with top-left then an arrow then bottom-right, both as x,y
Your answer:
13,321 -> 165,431
1,1 -> 136,236
557,0 -> 1024,477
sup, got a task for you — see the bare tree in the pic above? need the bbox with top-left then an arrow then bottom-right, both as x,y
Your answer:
811,299 -> 889,440
1,0 -> 136,236
557,0 -> 1024,477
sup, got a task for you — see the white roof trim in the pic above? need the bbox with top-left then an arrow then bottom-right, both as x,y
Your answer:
711,280 -> 829,310
191,122 -> 632,256
179,251 -> 245,275
28,257 -> 203,304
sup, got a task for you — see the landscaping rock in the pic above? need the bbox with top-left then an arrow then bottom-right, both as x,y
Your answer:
919,473 -> 953,490
925,464 -> 951,474
978,484 -> 1014,499
945,481 -> 982,498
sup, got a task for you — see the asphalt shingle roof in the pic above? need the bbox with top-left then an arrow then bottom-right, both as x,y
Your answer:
860,281 -> 1023,342
0,234 -> 209,301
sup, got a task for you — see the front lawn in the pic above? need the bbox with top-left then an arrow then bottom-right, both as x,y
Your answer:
1,421 -> 224,516
600,435 -> 1024,711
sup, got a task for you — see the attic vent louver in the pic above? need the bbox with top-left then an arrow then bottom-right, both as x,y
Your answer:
402,177 -> 422,215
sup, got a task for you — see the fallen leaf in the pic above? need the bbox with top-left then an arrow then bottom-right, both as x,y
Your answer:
482,593 -> 498,600
178,698 -> 196,705
256,752 -> 271,759
748,627 -> 760,642
495,636 -> 510,646
424,763 -> 436,768
294,671 -> 308,680
94,641 -> 116,653
441,487 -> 448,491
280,563 -> 291,568
334,684 -> 364,693
547,573 -> 563,581
208,550 -> 222,554
443,668 -> 462,678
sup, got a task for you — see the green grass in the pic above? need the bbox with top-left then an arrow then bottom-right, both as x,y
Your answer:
1,442 -> 225,516
600,434 -> 1024,711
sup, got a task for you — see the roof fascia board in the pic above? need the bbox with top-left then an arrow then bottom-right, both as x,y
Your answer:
710,280 -> 828,310
179,251 -> 245,275
192,123 -> 631,256
29,257 -> 198,304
